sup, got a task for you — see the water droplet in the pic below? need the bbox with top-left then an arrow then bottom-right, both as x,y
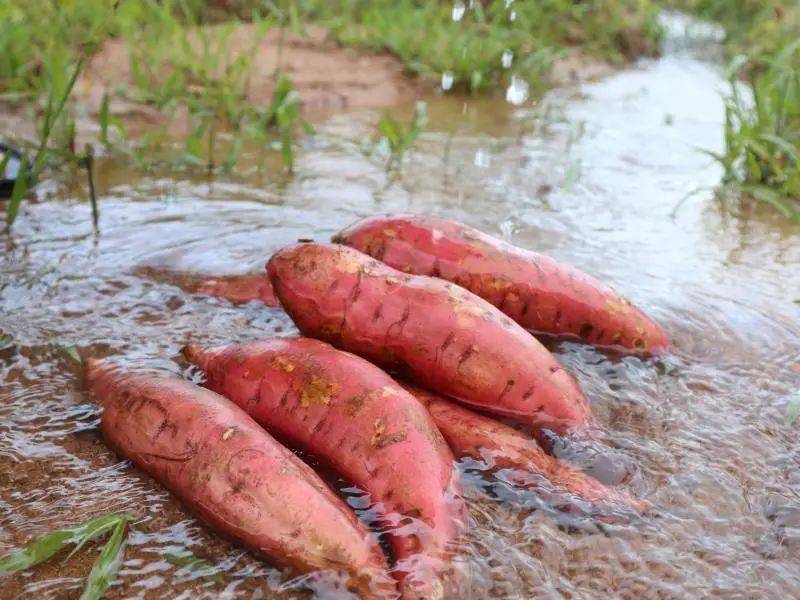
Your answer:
504,0 -> 514,7
452,2 -> 466,21
509,9 -> 517,21
505,76 -> 529,105
441,72 -> 454,91
474,149 -> 491,168
502,50 -> 513,68
499,218 -> 517,240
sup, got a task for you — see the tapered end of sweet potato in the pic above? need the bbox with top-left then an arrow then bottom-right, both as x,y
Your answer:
181,343 -> 211,372
83,357 -> 122,404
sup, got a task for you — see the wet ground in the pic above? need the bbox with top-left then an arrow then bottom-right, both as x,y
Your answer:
2,13 -> 799,600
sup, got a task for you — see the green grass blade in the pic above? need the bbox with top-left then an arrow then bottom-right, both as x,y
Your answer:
0,152 -> 11,179
0,512 -> 132,575
786,392 -> 800,426
60,344 -> 82,364
99,92 -> 110,147
6,151 -> 30,226
79,519 -> 128,600
163,548 -> 225,584
0,529 -> 75,574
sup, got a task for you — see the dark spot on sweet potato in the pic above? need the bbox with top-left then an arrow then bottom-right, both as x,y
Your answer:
346,393 -> 367,416
349,271 -> 363,303
457,345 -> 477,370
440,332 -> 456,353
373,429 -> 408,449
498,379 -> 515,402
579,323 -> 594,339
633,337 -> 645,349
372,303 -> 383,322
386,303 -> 411,339
522,385 -> 536,400
431,257 -> 441,278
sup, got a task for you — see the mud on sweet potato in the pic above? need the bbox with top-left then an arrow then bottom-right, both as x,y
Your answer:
183,338 -> 465,599
334,214 -> 668,354
86,359 -> 392,598
267,243 -> 590,434
403,383 -> 647,515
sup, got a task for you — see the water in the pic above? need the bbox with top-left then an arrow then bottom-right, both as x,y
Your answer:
2,14 -> 799,599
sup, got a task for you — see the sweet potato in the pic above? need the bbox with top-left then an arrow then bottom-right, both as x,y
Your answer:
403,383 -> 646,515
134,266 -> 279,307
267,243 -> 590,433
192,273 -> 279,306
85,359 -> 392,598
333,214 -> 668,354
183,338 -> 464,599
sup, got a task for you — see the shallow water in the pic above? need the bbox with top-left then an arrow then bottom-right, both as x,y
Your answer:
2,13 -> 799,600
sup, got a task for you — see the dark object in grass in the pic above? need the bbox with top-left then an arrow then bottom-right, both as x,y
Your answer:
0,143 -> 28,198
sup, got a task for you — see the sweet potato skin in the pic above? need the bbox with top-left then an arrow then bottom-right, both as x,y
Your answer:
192,274 -> 280,306
267,243 -> 590,433
133,267 -> 280,307
85,359 -> 392,598
334,214 -> 668,354
403,384 -> 646,514
183,338 -> 464,599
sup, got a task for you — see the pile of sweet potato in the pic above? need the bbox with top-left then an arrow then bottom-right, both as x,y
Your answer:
88,214 -> 667,599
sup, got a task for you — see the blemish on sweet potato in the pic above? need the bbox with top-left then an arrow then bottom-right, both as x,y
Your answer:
299,376 -> 335,407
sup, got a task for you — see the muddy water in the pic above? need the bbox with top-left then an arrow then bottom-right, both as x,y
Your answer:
2,13 -> 799,600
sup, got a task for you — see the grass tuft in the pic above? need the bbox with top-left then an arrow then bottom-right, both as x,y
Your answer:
708,46 -> 800,220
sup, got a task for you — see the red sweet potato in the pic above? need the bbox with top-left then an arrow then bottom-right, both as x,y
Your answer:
192,273 -> 279,306
333,214 -> 668,354
183,338 -> 464,599
267,243 -> 590,433
85,359 -> 392,598
134,266 -> 279,307
403,384 -> 647,515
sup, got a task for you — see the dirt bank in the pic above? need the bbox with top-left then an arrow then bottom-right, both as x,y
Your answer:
78,24 -> 420,116
0,22 -> 615,149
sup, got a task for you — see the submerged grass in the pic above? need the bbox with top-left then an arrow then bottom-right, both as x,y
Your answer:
0,512 -> 133,600
376,101 -> 428,167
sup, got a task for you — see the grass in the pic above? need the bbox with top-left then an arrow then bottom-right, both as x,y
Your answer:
0,0 -> 657,204
9,1 -> 797,222
709,47 -> 800,221
376,101 -> 428,167
0,0 -> 314,225
285,0 -> 663,95
0,512 -> 133,600
668,0 -> 800,72
5,56 -> 84,227
668,0 -> 800,219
